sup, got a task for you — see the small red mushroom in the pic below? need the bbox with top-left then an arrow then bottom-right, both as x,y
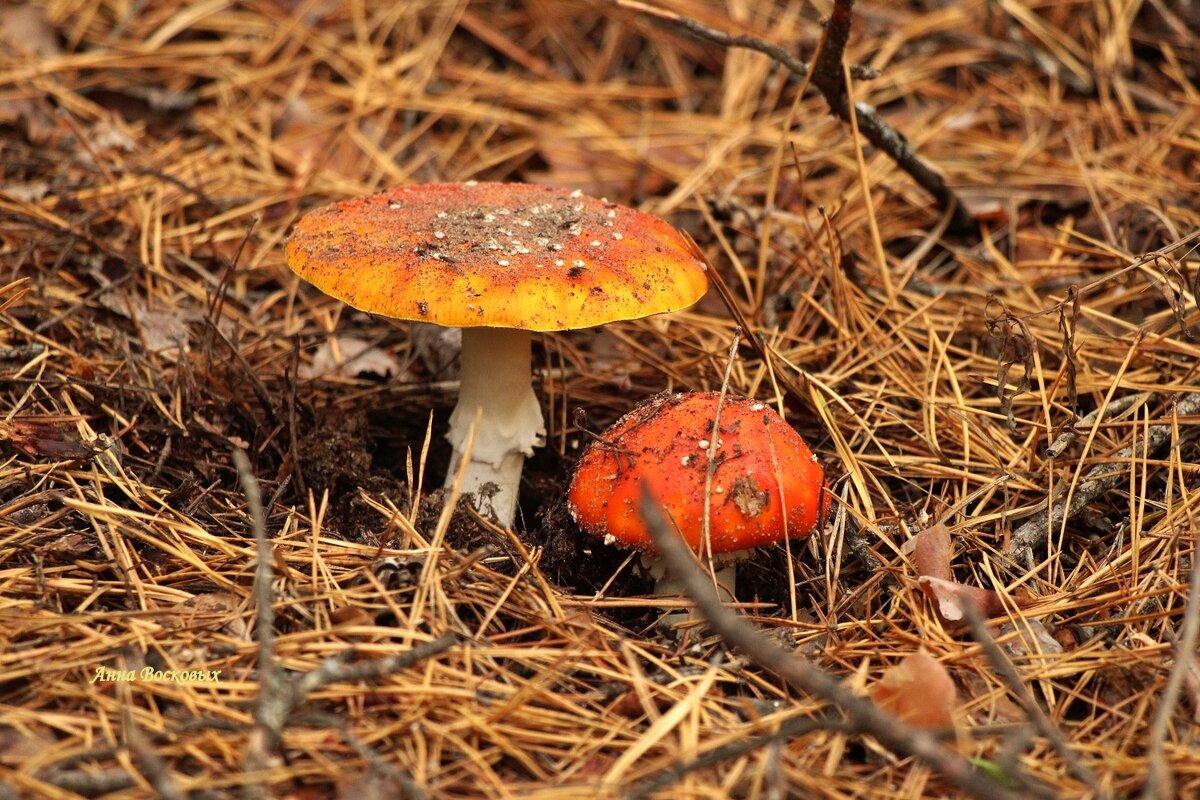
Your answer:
568,392 -> 826,602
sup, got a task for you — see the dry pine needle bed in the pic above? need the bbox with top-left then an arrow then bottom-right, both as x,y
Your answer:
1,1 -> 1199,798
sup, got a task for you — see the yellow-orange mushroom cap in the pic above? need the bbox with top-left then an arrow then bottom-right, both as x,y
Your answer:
568,392 -> 826,554
284,182 -> 708,331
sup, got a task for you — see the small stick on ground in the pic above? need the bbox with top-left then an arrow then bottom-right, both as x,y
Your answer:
627,714 -> 853,800
637,485 -> 1022,800
623,0 -> 977,234
289,634 -> 459,697
618,0 -> 878,82
1007,392 -> 1200,563
960,602 -> 1106,798
238,448 -> 283,800
292,711 -> 429,800
1140,525 -> 1200,800
808,0 -> 975,233
235,450 -> 457,800
23,770 -> 135,797
1045,392 -> 1151,459
124,708 -> 185,800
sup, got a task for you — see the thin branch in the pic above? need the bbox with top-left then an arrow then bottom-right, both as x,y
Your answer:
617,0 -> 878,81
627,714 -> 854,799
961,602 -> 1106,798
292,712 -> 429,800
124,709 -> 185,800
1007,392 -> 1200,562
28,770 -> 136,796
234,449 -> 458,800
637,484 -> 1022,800
810,0 -> 975,233
238,448 -> 282,800
1140,525 -> 1200,800
291,633 -> 459,697
1045,392 -> 1151,459
623,0 -> 977,234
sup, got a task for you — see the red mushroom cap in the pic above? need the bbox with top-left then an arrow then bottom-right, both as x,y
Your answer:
568,392 -> 826,554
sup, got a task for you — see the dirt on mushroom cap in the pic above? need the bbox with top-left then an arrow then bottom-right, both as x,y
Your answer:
284,182 -> 709,331
568,392 -> 826,554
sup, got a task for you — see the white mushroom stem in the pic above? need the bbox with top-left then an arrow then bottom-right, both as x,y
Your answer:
445,326 -> 546,528
643,552 -> 741,632
656,565 -> 737,603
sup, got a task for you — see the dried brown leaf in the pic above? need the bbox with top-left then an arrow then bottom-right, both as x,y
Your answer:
336,771 -> 411,800
870,650 -> 958,730
0,4 -> 61,58
302,336 -> 403,379
275,96 -> 361,179
997,619 -> 1063,659
165,591 -> 247,639
0,723 -> 56,765
0,417 -> 95,460
98,291 -> 196,356
911,522 -> 953,581
530,132 -> 704,199
40,532 -> 93,562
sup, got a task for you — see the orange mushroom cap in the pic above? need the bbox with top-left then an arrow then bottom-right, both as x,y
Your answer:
284,182 -> 708,332
568,392 -> 826,554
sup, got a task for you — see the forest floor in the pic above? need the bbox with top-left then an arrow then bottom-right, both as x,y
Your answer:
2,1 -> 1199,798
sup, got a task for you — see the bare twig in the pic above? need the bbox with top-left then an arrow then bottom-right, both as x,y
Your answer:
626,0 -> 977,233
235,450 -> 458,799
1008,392 -> 1200,562
292,711 -> 429,800
816,0 -> 975,232
627,714 -> 854,799
617,0 -> 878,81
1140,525 -> 1200,800
0,342 -> 45,361
638,485 -> 1022,800
688,232 -> 811,408
24,770 -> 135,796
1045,392 -> 1151,459
124,708 -> 185,800
698,328 -> 741,572
238,448 -> 282,800
960,602 -> 1106,798
291,633 -> 459,697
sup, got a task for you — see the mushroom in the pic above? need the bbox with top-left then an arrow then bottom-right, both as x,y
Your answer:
285,182 -> 708,527
567,392 -> 825,602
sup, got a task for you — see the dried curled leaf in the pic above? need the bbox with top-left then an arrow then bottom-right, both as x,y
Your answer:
909,523 -> 1009,622
997,619 -> 1064,659
164,591 -> 246,638
918,576 -> 1008,622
